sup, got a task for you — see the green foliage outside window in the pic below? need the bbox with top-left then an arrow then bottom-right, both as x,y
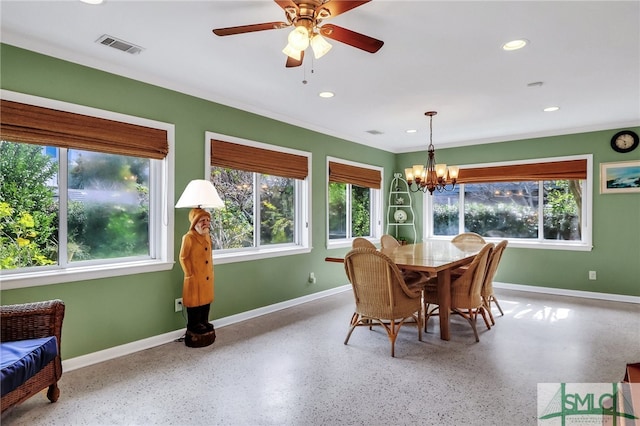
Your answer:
433,180 -> 581,240
209,167 -> 295,250
0,142 -> 58,268
1,141 -> 151,269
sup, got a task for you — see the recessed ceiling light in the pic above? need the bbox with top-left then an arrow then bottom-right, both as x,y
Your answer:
318,91 -> 334,98
81,0 -> 104,4
406,129 -> 417,133
543,106 -> 560,112
502,39 -> 528,51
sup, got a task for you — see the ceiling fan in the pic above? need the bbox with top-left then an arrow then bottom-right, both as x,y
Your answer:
212,0 -> 384,68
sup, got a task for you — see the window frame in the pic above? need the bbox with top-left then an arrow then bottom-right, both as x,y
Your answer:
326,157 -> 383,249
0,90 -> 176,290
423,154 -> 593,251
205,131 -> 311,264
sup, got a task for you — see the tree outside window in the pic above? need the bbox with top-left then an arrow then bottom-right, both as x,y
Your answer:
1,141 -> 152,270
210,167 -> 296,250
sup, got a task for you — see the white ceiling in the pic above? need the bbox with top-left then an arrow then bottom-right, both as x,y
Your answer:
2,0 -> 639,153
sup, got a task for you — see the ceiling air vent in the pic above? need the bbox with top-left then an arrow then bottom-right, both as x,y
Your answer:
96,34 -> 144,55
366,130 -> 384,135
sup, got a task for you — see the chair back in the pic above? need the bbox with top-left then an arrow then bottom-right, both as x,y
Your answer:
344,248 -> 420,320
452,232 -> 486,244
482,240 -> 508,298
352,237 -> 376,249
380,234 -> 401,249
450,243 -> 493,309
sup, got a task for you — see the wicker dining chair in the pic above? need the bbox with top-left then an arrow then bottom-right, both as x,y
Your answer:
343,247 -> 423,357
451,232 -> 486,244
380,234 -> 431,291
482,240 -> 508,325
352,237 -> 376,249
423,243 -> 493,341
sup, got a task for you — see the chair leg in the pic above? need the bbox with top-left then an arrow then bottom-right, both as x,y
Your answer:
344,313 -> 360,345
492,296 -> 504,316
47,383 -> 60,403
469,310 -> 480,342
484,297 -> 496,326
480,307 -> 491,330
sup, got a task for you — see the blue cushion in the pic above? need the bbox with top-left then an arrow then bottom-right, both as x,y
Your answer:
1,336 -> 58,397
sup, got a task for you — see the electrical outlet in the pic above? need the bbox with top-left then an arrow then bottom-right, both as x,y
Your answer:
588,271 -> 597,280
175,298 -> 183,312
308,272 -> 316,284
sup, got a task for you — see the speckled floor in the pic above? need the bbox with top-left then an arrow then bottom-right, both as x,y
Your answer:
3,289 -> 639,426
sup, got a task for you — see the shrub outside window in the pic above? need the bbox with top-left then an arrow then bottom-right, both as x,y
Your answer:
206,132 -> 311,264
426,155 -> 592,251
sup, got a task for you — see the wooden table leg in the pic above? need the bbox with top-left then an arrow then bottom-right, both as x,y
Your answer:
437,269 -> 451,340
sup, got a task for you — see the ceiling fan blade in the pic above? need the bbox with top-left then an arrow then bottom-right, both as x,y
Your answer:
319,24 -> 383,53
274,0 -> 297,12
213,22 -> 289,36
322,0 -> 370,18
285,50 -> 304,68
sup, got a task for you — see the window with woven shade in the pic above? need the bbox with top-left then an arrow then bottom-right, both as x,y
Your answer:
0,91 -> 175,289
206,132 -> 311,262
426,155 -> 592,251
327,157 -> 383,247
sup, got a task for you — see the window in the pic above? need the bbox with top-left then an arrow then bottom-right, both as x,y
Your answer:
426,155 -> 592,250
0,91 -> 175,289
327,157 -> 383,248
206,132 -> 311,263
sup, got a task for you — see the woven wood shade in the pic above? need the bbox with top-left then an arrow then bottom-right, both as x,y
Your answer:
328,161 -> 381,189
0,100 -> 169,159
210,139 -> 308,180
456,159 -> 587,184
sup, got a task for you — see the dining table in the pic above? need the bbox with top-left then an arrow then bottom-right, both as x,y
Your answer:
327,239 -> 486,341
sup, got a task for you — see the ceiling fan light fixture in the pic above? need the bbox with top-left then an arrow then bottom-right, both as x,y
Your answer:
310,34 -> 332,59
288,26 -> 310,51
282,43 -> 302,60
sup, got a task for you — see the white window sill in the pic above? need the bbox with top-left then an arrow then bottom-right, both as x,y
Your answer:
427,236 -> 592,251
213,246 -> 312,264
0,260 -> 175,290
326,238 -> 380,250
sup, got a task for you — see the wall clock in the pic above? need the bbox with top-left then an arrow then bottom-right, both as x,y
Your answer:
394,209 -> 407,223
610,130 -> 639,153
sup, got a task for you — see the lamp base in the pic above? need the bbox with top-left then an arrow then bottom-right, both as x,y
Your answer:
185,328 -> 216,348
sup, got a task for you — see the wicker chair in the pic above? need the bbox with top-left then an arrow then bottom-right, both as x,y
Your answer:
451,232 -> 486,244
423,244 -> 493,342
482,240 -> 508,325
352,237 -> 376,249
1,300 -> 65,414
343,247 -> 422,357
380,234 -> 431,291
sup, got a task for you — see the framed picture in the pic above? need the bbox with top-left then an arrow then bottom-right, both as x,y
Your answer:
599,160 -> 640,194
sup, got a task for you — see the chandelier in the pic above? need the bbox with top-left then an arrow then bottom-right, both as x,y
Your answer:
404,111 -> 459,195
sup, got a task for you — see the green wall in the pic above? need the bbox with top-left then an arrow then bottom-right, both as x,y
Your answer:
397,130 -> 640,296
1,44 -> 638,360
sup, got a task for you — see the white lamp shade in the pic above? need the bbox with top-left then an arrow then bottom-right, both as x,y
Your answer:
310,34 -> 332,59
175,179 -> 224,209
287,26 -> 309,51
282,43 -> 302,60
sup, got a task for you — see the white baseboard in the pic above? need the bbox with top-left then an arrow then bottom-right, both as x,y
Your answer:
494,282 -> 640,304
62,285 -> 351,372
63,282 -> 637,372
